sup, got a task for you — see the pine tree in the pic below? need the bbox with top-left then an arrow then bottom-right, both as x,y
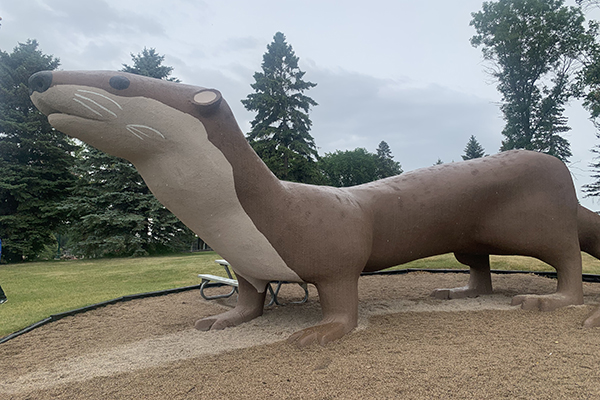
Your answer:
65,48 -> 194,258
66,147 -> 193,257
0,40 -> 79,262
461,135 -> 487,160
121,47 -> 180,82
242,32 -> 319,183
583,135 -> 600,197
375,141 -> 402,178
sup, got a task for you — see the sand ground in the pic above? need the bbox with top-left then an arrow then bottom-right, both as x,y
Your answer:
3,272 -> 600,399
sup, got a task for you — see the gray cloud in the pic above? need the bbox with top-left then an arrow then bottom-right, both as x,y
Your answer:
1,0 -> 166,70
48,0 -> 164,36
216,36 -> 263,55
306,68 -> 503,171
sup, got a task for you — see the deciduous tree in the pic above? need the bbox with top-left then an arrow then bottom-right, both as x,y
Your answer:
319,148 -> 379,187
471,0 -> 597,161
319,144 -> 402,187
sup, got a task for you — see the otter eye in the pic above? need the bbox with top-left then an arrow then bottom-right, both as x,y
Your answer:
109,75 -> 130,90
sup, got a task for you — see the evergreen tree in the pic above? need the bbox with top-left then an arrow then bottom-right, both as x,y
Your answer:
583,135 -> 600,197
375,141 -> 402,178
66,147 -> 193,257
470,0 -> 597,161
242,32 -> 319,183
461,135 -> 487,160
0,40 -> 79,262
121,47 -> 180,82
65,48 -> 194,258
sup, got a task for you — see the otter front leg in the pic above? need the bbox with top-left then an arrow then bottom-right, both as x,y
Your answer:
431,253 -> 493,299
288,277 -> 359,347
195,274 -> 267,331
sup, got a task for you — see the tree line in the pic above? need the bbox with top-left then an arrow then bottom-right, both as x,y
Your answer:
7,0 -> 600,262
0,38 -> 403,262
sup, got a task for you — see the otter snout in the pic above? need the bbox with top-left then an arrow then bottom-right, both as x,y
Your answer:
29,71 -> 53,95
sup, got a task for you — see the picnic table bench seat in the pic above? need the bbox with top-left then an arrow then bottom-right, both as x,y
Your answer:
199,259 -> 309,306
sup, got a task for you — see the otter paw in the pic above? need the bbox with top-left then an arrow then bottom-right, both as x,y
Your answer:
194,308 -> 262,331
431,286 -> 490,300
511,293 -> 583,312
194,316 -> 236,331
287,322 -> 352,347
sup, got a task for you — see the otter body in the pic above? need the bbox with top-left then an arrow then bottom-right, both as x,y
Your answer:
29,70 -> 600,346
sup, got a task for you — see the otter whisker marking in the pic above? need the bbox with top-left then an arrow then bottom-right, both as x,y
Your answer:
76,89 -> 123,110
73,98 -> 103,117
126,124 -> 165,139
127,126 -> 149,137
126,126 -> 146,140
74,93 -> 118,117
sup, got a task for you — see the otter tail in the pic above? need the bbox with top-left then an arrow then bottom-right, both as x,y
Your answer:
578,205 -> 600,327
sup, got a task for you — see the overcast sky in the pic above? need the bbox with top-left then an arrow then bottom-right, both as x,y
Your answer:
2,0 -> 600,208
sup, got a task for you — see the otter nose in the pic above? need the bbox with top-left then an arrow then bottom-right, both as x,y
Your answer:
28,71 -> 53,94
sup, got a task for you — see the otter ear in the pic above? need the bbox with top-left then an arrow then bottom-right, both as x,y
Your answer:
192,89 -> 222,111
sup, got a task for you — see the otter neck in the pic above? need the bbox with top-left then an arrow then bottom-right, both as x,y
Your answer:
201,102 -> 286,206
130,108 -> 300,287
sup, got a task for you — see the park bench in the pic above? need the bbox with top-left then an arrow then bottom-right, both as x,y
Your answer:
199,259 -> 309,306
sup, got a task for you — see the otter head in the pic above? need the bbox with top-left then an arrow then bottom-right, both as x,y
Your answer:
29,70 -> 222,162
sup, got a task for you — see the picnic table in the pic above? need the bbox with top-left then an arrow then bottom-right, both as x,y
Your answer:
198,259 -> 309,306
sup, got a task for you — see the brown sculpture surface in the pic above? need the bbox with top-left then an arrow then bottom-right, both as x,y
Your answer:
29,70 -> 600,346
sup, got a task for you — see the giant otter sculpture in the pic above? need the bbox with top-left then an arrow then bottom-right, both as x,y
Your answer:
29,70 -> 600,346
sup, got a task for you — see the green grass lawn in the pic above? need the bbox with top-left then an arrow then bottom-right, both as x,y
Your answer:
2,251 -> 600,338
0,251 -> 226,338
395,252 -> 600,274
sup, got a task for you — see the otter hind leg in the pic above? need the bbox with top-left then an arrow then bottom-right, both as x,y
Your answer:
511,249 -> 583,311
430,253 -> 493,300
578,205 -> 600,327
